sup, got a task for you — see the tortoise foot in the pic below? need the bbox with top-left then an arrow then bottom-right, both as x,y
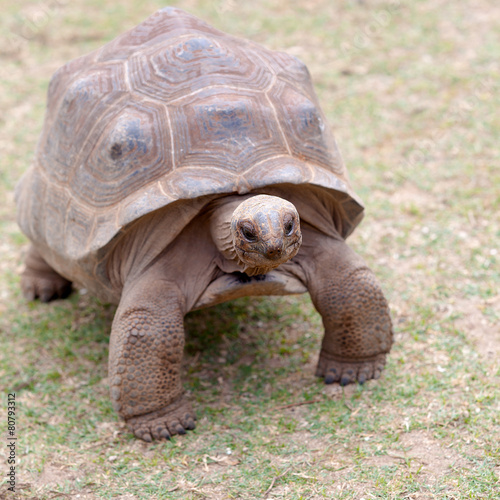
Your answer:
21,268 -> 72,302
316,352 -> 387,386
126,397 -> 197,442
21,246 -> 72,302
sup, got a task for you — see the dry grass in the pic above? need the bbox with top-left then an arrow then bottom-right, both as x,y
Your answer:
0,0 -> 499,498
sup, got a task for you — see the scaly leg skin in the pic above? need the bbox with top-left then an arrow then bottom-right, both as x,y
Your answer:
301,231 -> 393,386
21,245 -> 72,302
109,274 -> 196,442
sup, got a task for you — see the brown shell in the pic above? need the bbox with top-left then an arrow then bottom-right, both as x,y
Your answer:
16,7 -> 363,289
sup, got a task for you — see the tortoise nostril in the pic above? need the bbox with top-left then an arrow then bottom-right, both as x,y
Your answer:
265,244 -> 283,259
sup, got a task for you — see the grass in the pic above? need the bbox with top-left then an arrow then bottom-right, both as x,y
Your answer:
1,0 -> 499,498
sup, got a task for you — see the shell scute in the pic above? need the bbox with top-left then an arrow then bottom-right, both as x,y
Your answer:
17,167 -> 47,243
243,157 -> 311,188
118,182 -> 175,229
128,34 -> 272,102
64,202 -> 93,259
43,185 -> 70,256
268,81 -> 343,175
164,168 -> 237,200
97,7 -> 224,62
170,89 -> 288,175
71,98 -> 171,208
40,63 -> 128,185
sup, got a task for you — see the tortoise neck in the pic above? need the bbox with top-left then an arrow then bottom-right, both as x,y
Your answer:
209,195 -> 252,272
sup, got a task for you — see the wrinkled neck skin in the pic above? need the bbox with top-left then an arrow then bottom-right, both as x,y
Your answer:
210,196 -> 258,274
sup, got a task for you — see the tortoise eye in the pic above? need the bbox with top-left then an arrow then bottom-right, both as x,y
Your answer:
284,218 -> 294,236
240,224 -> 257,242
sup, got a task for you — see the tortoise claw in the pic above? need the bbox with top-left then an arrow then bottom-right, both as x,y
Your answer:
316,353 -> 387,386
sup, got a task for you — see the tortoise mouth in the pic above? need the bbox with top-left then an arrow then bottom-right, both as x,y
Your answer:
234,236 -> 302,270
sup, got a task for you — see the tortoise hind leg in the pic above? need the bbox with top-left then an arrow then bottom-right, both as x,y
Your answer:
21,245 -> 72,302
296,228 -> 393,385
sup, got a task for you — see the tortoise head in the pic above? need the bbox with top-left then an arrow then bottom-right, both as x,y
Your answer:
230,195 -> 302,275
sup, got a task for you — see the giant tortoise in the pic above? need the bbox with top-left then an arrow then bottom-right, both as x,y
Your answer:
16,7 -> 393,441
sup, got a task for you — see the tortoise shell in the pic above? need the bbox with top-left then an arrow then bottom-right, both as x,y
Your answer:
16,7 -> 363,293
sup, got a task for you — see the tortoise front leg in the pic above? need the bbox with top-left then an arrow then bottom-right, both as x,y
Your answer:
298,230 -> 393,385
109,275 -> 195,442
